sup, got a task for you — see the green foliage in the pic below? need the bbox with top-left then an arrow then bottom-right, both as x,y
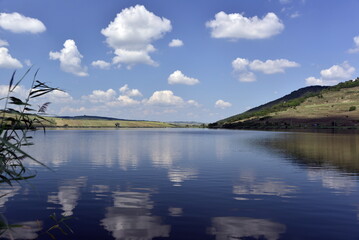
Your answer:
326,78 -> 359,92
44,213 -> 74,239
349,106 -> 356,111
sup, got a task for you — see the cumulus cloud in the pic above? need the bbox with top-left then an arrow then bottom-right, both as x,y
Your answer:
249,59 -> 300,74
0,39 -> 8,47
119,84 -> 142,97
206,12 -> 284,40
232,57 -> 299,82
215,100 -> 232,109
0,47 -> 23,68
0,12 -> 46,33
83,89 -> 117,103
305,77 -> 338,86
146,90 -> 184,106
320,62 -> 355,80
305,62 -> 355,86
101,5 -> 172,68
45,90 -> 73,103
112,48 -> 157,68
187,100 -> 200,107
60,106 -> 87,114
168,70 -> 200,85
0,84 -> 27,99
348,36 -> 359,53
49,39 -> 88,77
91,60 -> 111,70
81,85 -> 144,107
169,39 -> 183,47
237,72 -> 257,82
232,58 -> 250,71
116,95 -> 140,106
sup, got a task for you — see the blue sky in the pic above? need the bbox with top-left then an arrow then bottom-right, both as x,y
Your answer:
0,0 -> 359,122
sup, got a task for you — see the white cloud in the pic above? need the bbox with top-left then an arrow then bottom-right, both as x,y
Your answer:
91,60 -> 111,70
49,39 -> 88,77
112,48 -> 158,68
146,90 -> 184,106
232,57 -> 298,82
101,5 -> 171,68
320,62 -> 355,80
348,36 -> 359,53
290,12 -> 301,18
83,89 -> 117,103
0,47 -> 23,68
45,90 -> 73,103
60,106 -> 87,114
215,100 -> 232,109
305,77 -> 338,86
279,0 -> 291,4
168,70 -> 200,85
119,84 -> 142,97
305,62 -> 355,86
237,72 -> 257,82
232,58 -> 255,82
116,95 -> 140,106
249,59 -> 300,74
0,12 -> 46,34
187,100 -> 200,107
0,84 -> 27,99
169,39 -> 183,47
206,12 -> 284,40
0,39 -> 8,47
24,59 -> 32,67
232,58 -> 250,71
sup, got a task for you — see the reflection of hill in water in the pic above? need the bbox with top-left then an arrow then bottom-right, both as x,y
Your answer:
267,132 -> 359,174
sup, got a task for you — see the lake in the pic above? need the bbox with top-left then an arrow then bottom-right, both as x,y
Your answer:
1,129 -> 359,239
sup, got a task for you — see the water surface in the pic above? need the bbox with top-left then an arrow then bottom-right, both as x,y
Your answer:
1,129 -> 359,240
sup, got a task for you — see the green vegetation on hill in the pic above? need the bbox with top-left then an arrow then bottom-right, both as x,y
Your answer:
0,113 -> 178,128
43,116 -> 177,128
210,78 -> 359,129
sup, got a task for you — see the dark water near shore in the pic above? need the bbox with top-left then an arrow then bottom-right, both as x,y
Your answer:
1,129 -> 359,240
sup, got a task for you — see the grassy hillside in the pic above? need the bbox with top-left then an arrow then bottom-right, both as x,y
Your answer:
210,78 -> 359,129
44,116 -> 176,128
0,113 -> 177,128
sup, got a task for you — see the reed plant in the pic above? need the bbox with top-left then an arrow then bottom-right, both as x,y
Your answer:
0,69 -> 65,239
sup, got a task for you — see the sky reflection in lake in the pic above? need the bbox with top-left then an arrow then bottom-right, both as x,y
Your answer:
1,129 -> 358,239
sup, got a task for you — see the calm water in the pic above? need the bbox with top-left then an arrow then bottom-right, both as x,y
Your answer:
1,129 -> 359,240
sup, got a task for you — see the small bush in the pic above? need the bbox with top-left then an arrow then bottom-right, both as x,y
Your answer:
349,106 -> 356,111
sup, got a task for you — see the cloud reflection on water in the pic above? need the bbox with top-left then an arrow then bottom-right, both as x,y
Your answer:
1,221 -> 42,240
209,217 -> 286,240
47,176 -> 87,216
168,168 -> 198,186
233,172 -> 296,200
101,189 -> 170,240
307,168 -> 357,193
168,207 -> 183,217
0,184 -> 21,208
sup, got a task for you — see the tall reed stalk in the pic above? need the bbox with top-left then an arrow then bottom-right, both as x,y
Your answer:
0,69 -> 62,238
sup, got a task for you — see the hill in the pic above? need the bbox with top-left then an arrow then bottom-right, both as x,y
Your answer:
209,78 -> 359,129
43,116 -> 177,128
57,115 -> 139,121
